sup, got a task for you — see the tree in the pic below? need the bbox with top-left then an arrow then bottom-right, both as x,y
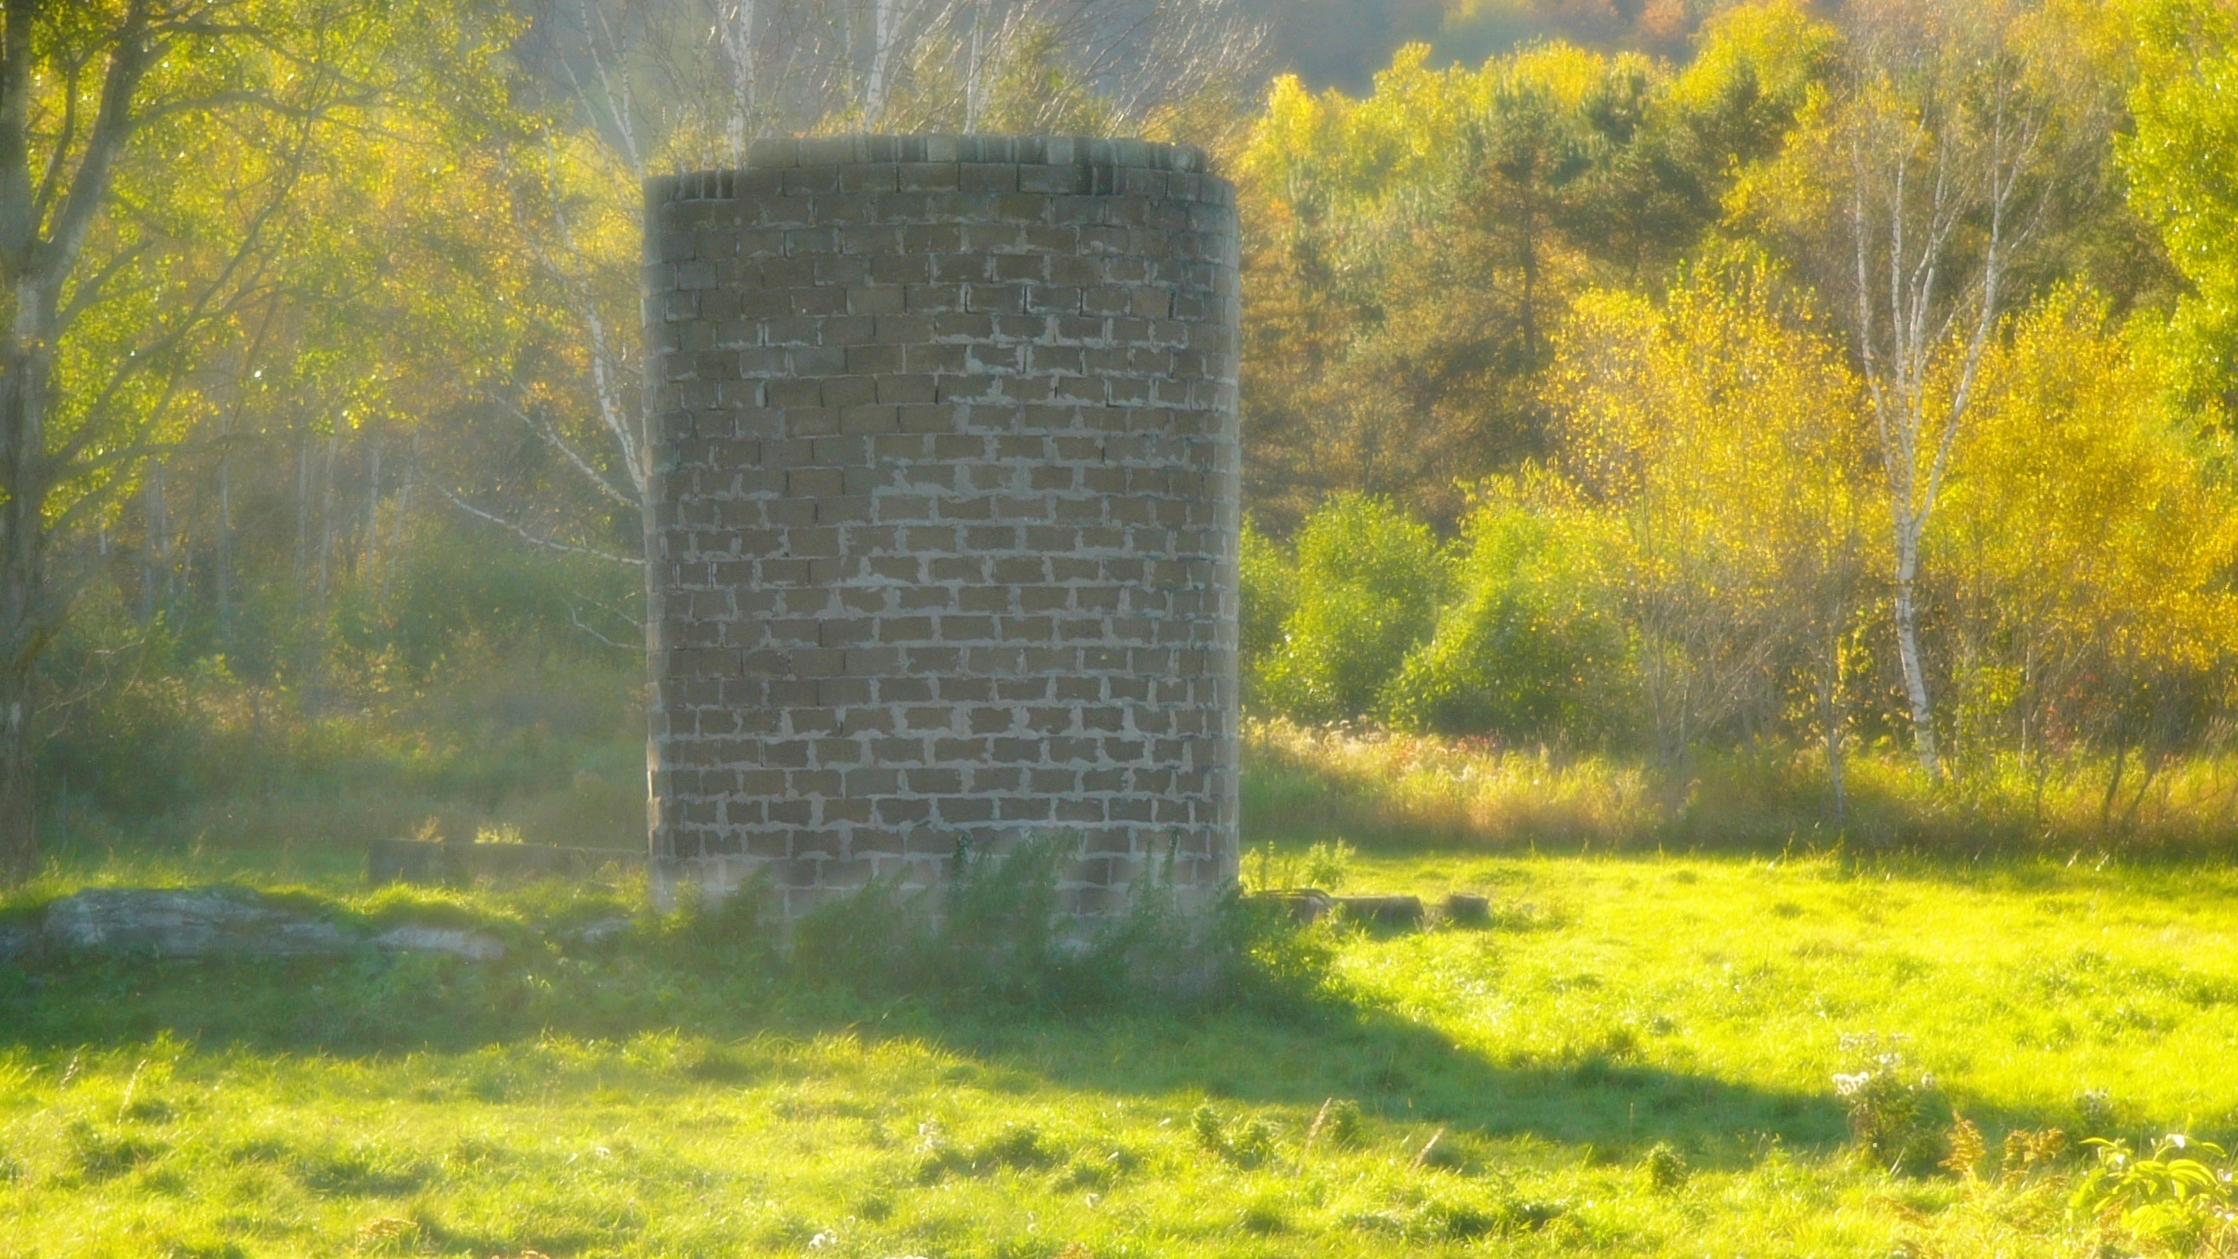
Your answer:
1549,251 -> 1868,806
1746,0 -> 2102,776
1939,287 -> 2238,822
1253,493 -> 1447,723
1381,478 -> 1632,743
1236,13 -> 1839,530
0,0 -> 493,883
1237,44 -> 1631,527
2121,0 -> 2238,414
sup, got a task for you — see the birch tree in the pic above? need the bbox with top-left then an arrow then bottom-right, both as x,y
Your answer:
1785,0 -> 2097,775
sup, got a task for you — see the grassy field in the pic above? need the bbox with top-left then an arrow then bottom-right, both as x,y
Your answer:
7,720 -> 2238,1258
7,843 -> 2238,1257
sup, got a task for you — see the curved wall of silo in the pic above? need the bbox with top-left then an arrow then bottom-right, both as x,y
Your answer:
641,134 -> 1240,920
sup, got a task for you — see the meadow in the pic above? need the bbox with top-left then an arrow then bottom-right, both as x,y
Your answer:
6,728 -> 2238,1258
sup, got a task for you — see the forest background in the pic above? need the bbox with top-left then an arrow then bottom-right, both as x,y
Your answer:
13,0 -> 2238,881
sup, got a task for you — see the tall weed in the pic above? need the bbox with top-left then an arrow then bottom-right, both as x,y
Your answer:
1245,716 -> 2238,855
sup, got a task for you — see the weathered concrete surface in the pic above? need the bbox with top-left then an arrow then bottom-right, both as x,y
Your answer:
1442,893 -> 1490,921
1254,891 -> 1430,926
643,134 -> 1242,922
31,888 -> 508,962
0,919 -> 34,963
45,888 -> 352,957
371,925 -> 507,961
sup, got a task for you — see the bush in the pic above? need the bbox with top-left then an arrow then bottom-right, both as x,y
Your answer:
1256,494 -> 1447,723
1383,498 -> 1633,740
1238,517 -> 1296,681
1833,1032 -> 1946,1174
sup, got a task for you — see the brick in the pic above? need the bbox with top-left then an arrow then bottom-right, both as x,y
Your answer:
647,138 -> 1238,923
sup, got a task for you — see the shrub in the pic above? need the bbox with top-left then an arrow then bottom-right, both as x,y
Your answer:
1382,498 -> 1633,741
1643,1141 -> 1689,1191
2068,1134 -> 2236,1253
1241,839 -> 1354,893
1833,1032 -> 1946,1174
1239,517 -> 1296,676
1256,494 -> 1448,722
1188,1104 -> 1275,1168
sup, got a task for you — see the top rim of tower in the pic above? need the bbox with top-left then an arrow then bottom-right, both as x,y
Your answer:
658,133 -> 1210,181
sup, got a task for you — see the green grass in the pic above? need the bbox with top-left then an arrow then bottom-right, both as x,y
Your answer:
6,846 -> 2238,1257
8,716 -> 2238,1258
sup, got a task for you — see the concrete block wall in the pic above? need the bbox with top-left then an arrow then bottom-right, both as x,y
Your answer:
641,135 -> 1240,921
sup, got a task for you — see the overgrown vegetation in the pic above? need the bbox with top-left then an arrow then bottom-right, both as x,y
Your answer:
1236,0 -> 2238,844
8,840 -> 2238,1256
1242,717 -> 2238,856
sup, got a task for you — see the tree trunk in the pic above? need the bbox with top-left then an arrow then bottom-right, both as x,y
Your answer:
310,429 -> 337,693
386,433 -> 414,596
0,342 -> 50,884
361,435 -> 380,583
865,0 -> 897,124
316,429 -> 337,614
151,456 -> 171,601
292,429 -> 310,592
1892,524 -> 1939,776
1819,626 -> 1847,828
0,662 -> 32,882
216,431 -> 233,649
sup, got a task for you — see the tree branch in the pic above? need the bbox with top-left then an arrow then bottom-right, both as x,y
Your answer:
431,480 -> 644,567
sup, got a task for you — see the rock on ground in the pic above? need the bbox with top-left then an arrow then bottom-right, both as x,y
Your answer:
32,888 -> 508,962
44,888 -> 351,957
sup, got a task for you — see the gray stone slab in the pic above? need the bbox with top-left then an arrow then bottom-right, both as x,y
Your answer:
44,888 -> 352,958
373,925 -> 505,961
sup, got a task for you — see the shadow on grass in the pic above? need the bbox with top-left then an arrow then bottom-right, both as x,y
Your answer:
924,996 -> 1854,1170
0,920 -> 2098,1174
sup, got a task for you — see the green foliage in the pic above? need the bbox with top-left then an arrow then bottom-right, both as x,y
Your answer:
2123,0 -> 2238,410
333,529 -> 639,681
1663,1 -> 1840,182
1256,494 -> 1448,722
1239,13 -> 1841,527
1642,1140 -> 1688,1191
36,518 -> 644,834
1239,516 -> 1297,674
1832,1032 -> 1947,1174
2069,1134 -> 2238,1252
1320,1097 -> 1364,1148
1938,287 -> 2238,776
1383,492 -> 1632,740
1243,838 -> 1355,892
1302,839 -> 1356,892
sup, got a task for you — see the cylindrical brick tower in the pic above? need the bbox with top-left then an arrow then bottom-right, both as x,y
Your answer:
641,134 -> 1240,922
